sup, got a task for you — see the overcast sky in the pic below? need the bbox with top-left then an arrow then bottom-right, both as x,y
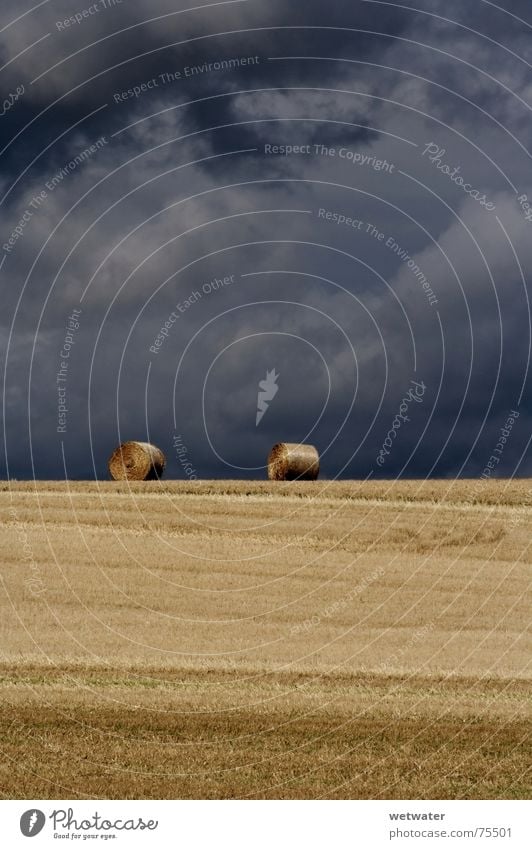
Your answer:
1,0 -> 531,480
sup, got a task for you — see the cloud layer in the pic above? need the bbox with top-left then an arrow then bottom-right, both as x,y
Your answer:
1,0 -> 531,480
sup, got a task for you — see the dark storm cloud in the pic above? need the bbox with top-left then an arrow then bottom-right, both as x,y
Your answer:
1,0 -> 531,480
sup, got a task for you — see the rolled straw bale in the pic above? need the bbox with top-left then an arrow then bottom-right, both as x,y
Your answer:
108,441 -> 166,481
267,442 -> 320,481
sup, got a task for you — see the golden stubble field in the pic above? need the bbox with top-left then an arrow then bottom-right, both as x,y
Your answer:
0,479 -> 530,799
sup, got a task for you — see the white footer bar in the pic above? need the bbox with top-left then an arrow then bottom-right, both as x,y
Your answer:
3,800 -> 531,848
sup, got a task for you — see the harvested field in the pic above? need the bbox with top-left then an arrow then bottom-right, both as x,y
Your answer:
0,479 -> 530,799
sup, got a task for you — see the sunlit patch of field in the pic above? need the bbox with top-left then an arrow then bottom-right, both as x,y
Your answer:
0,480 -> 530,798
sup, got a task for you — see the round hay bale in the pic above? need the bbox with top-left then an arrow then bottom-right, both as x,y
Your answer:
108,441 -> 166,481
267,442 -> 320,481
